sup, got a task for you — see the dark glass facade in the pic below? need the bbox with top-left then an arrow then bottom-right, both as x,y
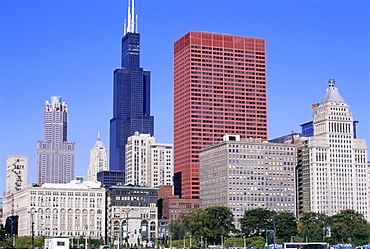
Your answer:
97,170 -> 125,187
110,32 -> 154,171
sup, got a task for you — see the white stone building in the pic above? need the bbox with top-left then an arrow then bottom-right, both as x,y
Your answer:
6,156 -> 28,195
87,133 -> 108,181
125,133 -> 173,187
200,134 -> 296,229
3,180 -> 106,239
296,78 -> 369,221
148,143 -> 172,187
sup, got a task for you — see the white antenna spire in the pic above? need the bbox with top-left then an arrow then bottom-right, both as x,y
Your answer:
124,0 -> 137,34
136,14 -> 138,33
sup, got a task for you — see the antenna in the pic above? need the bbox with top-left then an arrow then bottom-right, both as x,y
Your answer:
124,0 -> 137,34
136,14 -> 138,33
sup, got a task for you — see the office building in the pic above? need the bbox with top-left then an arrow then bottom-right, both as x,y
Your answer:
88,133 -> 108,181
174,31 -> 268,198
200,135 -> 296,229
148,143 -> 173,187
296,78 -> 369,220
110,0 -> 154,172
107,185 -> 158,245
6,156 -> 28,195
97,171 -> 125,187
37,96 -> 75,184
125,133 -> 173,187
3,180 -> 106,238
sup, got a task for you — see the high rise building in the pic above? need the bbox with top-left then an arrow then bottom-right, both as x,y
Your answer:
88,133 -> 108,181
125,133 -> 155,186
174,31 -> 268,198
37,96 -> 75,184
125,132 -> 173,187
200,135 -> 296,229
296,78 -> 369,221
6,156 -> 28,195
110,0 -> 154,172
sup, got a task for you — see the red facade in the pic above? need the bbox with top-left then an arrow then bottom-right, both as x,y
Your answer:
174,31 -> 268,199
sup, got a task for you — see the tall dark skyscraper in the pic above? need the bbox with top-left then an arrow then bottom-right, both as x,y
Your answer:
110,0 -> 154,171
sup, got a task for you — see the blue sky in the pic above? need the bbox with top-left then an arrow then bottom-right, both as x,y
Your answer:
1,0 -> 369,194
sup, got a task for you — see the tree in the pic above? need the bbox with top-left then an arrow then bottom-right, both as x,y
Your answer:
245,236 -> 266,248
169,208 -> 205,240
202,206 -> 235,244
329,209 -> 370,245
169,206 -> 235,245
240,208 -> 273,237
275,212 -> 297,243
297,212 -> 328,242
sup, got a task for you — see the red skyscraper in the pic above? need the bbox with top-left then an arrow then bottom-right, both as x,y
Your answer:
174,31 -> 268,199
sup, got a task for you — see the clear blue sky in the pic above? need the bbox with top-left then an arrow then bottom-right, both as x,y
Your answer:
1,0 -> 369,194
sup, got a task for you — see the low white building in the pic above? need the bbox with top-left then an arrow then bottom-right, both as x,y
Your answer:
3,180 -> 106,239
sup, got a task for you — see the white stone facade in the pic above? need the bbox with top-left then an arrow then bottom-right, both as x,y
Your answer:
88,134 -> 108,181
148,144 -> 172,187
297,78 -> 369,221
125,133 -> 173,187
6,156 -> 28,195
3,180 -> 106,239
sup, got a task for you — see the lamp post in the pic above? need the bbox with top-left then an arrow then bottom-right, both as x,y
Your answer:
243,235 -> 246,249
183,237 -> 185,248
169,236 -> 172,249
28,210 -> 37,248
190,235 -> 192,249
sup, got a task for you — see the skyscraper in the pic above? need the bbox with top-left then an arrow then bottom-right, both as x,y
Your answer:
296,78 -> 369,221
110,0 -> 154,172
37,96 -> 75,184
174,31 -> 268,198
87,133 -> 108,181
125,132 -> 173,187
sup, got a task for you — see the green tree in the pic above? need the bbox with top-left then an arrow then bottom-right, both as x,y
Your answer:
169,208 -> 205,240
297,212 -> 328,242
202,206 -> 235,245
240,208 -> 273,237
276,212 -> 297,243
329,209 -> 370,245
169,206 -> 235,246
246,236 -> 266,248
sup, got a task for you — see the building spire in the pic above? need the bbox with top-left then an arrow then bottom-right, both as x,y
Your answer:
124,0 -> 137,35
328,77 -> 335,88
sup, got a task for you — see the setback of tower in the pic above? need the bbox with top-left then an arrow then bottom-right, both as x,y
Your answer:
174,31 -> 268,199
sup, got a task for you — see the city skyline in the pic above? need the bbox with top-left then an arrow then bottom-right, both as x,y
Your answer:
1,0 -> 369,194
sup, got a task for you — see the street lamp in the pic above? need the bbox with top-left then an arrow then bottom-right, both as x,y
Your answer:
183,236 -> 185,248
190,235 -> 192,249
243,235 -> 246,249
28,210 -> 37,248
